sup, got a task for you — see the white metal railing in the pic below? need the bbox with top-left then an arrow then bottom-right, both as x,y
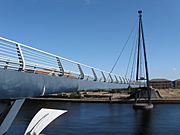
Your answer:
0,36 -> 137,85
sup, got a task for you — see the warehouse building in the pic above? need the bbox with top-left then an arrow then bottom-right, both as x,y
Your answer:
173,79 -> 180,89
150,79 -> 172,89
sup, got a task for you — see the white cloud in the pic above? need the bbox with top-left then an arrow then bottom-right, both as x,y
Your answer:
172,67 -> 177,71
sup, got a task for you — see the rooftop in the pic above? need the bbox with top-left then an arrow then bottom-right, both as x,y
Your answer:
150,78 -> 171,82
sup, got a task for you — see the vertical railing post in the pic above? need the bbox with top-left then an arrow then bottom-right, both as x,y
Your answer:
119,76 -> 121,83
119,76 -> 122,83
92,68 -> 97,81
114,75 -> 119,83
56,57 -> 64,76
124,78 -> 127,84
101,71 -> 106,82
126,78 -> 129,84
16,44 -> 25,71
77,64 -> 84,79
128,78 -> 130,84
4,62 -> 9,69
109,74 -> 113,83
121,77 -> 125,84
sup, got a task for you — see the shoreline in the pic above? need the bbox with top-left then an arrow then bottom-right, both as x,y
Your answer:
28,97 -> 180,104
27,88 -> 180,104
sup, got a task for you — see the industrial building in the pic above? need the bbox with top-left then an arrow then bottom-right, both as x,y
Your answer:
173,79 -> 180,89
150,79 -> 172,89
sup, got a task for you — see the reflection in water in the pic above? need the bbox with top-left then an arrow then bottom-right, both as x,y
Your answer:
134,110 -> 152,135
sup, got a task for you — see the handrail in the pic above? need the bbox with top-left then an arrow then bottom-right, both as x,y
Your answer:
0,37 -> 112,74
0,36 -> 137,84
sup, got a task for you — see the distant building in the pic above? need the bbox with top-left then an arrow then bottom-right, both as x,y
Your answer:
173,79 -> 180,89
150,79 -> 172,89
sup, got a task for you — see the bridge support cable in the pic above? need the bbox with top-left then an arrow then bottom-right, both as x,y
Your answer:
125,25 -> 138,80
110,19 -> 138,74
129,41 -> 137,85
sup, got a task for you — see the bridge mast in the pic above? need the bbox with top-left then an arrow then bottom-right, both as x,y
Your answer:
135,10 -> 151,104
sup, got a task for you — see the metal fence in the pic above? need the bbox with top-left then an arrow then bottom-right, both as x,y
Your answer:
0,37 -> 136,85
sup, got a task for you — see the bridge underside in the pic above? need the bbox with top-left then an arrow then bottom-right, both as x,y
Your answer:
0,69 -> 138,99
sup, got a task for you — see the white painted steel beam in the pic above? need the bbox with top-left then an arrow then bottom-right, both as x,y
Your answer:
24,108 -> 67,135
0,99 -> 25,135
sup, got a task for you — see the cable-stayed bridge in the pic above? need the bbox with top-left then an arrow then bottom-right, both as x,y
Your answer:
0,10 -> 153,135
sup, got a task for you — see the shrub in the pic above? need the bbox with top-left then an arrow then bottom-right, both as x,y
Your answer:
69,92 -> 81,99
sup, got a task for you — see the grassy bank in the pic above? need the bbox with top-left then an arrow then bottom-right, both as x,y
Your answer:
158,89 -> 180,98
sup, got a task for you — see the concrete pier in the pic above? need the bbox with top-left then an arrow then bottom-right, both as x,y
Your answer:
133,103 -> 154,110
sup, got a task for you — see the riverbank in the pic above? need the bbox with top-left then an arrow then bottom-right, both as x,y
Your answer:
158,89 -> 180,98
29,97 -> 180,104
28,88 -> 180,104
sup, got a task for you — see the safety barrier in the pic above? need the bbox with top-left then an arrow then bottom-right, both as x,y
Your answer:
0,37 -> 137,85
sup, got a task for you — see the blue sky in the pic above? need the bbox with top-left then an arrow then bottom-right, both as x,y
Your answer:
0,0 -> 180,80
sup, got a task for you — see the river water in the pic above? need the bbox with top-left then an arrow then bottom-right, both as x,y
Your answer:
6,100 -> 180,135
